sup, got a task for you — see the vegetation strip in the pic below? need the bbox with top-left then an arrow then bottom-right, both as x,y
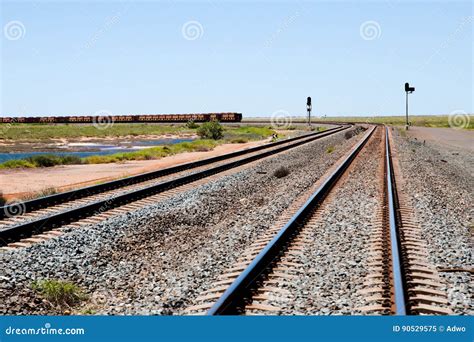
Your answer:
0,125 -> 278,168
243,115 -> 474,129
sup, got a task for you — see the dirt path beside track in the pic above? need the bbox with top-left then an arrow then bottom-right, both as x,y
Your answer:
405,127 -> 473,152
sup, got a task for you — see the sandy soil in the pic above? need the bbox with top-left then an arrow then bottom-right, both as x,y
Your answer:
405,127 -> 473,152
0,140 -> 268,199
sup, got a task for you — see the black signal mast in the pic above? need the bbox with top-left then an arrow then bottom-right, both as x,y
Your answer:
307,96 -> 312,127
404,82 -> 415,129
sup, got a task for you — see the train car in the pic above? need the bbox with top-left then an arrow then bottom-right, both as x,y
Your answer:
38,117 -> 57,123
113,115 -> 134,122
220,113 -> 242,122
0,113 -> 242,124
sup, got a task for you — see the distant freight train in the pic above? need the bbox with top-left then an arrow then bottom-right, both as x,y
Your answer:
0,113 -> 242,124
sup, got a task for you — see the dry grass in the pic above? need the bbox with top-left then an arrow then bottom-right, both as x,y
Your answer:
273,166 -> 290,178
32,279 -> 86,309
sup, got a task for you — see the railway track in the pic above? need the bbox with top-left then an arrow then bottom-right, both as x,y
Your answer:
0,125 -> 348,248
358,128 -> 451,315
185,126 -> 450,315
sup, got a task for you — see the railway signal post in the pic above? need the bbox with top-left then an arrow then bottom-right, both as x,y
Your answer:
307,97 -> 312,127
404,82 -> 415,130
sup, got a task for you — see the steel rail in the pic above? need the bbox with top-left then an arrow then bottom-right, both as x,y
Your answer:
0,126 -> 345,220
385,127 -> 407,315
0,126 -> 350,245
207,126 -> 376,315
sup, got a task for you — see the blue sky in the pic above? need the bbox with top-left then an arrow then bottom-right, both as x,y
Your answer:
1,0 -> 472,117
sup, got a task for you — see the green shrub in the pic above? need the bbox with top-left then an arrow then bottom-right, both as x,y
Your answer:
83,155 -> 116,164
228,126 -> 274,139
59,155 -> 82,165
186,120 -> 199,129
81,308 -> 97,315
26,155 -> 62,167
197,120 -> 224,140
326,146 -> 335,154
0,159 -> 36,169
26,154 -> 82,167
32,279 -> 86,308
0,154 -> 83,169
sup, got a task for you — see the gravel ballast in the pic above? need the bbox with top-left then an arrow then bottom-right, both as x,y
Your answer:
244,127 -> 384,315
393,128 -> 473,315
0,127 -> 364,315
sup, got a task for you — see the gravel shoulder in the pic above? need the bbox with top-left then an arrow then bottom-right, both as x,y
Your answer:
406,126 -> 473,152
0,127 -> 364,315
392,127 -> 473,315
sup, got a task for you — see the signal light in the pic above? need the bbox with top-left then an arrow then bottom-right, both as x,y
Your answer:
405,82 -> 415,93
306,97 -> 312,127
